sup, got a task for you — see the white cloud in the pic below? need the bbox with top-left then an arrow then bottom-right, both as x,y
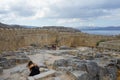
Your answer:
0,0 -> 120,26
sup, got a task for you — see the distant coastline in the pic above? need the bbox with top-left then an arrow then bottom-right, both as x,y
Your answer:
81,29 -> 120,36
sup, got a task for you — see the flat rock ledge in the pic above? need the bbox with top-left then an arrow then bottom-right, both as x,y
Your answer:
28,70 -> 56,80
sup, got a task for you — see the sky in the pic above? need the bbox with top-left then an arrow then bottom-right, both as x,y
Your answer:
0,0 -> 120,28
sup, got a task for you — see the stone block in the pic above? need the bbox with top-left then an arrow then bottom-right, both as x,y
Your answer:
85,55 -> 94,60
27,70 -> 56,80
0,61 -> 9,69
106,67 -> 117,80
53,59 -> 68,68
85,61 -> 99,78
117,59 -> 120,64
56,66 -> 73,72
0,67 -> 3,74
34,70 -> 56,80
73,63 -> 86,71
68,71 -> 89,80
95,53 -> 103,58
15,58 -> 29,64
27,77 -> 34,80
0,59 -> 16,69
0,78 -> 4,80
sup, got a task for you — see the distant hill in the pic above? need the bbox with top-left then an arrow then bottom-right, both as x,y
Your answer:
41,26 -> 81,32
0,22 -> 81,32
0,22 -> 26,28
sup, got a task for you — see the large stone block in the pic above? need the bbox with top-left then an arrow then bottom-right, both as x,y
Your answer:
99,67 -> 109,80
15,58 -> 29,64
117,59 -> 120,64
68,71 -> 89,80
53,59 -> 69,68
99,66 -> 117,80
106,67 -> 117,80
27,70 -> 56,80
0,67 -> 3,74
85,61 -> 99,78
73,63 -> 86,71
0,58 -> 16,69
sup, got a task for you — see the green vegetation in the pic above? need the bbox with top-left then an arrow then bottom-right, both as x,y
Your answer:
96,39 -> 106,46
0,50 -> 3,54
30,43 -> 38,47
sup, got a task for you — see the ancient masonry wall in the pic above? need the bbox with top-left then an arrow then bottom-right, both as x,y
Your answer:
0,28 -> 115,51
98,40 -> 120,51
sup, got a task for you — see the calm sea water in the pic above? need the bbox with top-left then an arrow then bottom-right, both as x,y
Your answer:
81,30 -> 120,36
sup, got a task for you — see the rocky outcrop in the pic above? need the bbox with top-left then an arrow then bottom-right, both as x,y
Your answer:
0,51 -> 30,69
53,57 -> 120,80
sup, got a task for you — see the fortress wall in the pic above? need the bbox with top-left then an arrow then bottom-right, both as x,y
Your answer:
0,28 -> 116,51
0,28 -> 58,51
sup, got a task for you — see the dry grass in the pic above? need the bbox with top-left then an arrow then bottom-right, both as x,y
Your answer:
117,70 -> 120,80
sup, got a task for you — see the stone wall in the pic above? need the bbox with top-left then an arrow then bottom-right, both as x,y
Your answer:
98,40 -> 120,51
0,28 -> 116,51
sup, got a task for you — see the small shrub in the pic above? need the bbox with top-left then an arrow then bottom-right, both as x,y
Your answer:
96,39 -> 105,46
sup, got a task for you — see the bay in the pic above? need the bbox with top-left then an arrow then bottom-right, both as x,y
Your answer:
81,30 -> 120,36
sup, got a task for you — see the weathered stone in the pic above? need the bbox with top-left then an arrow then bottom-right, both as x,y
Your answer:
15,58 -> 29,64
85,61 -> 99,78
0,59 -> 16,69
0,78 -> 5,80
0,67 -> 3,74
106,67 -> 117,80
99,66 -> 117,80
59,46 -> 71,50
117,63 -> 120,68
27,77 -> 34,80
1,51 -> 15,57
117,59 -> 120,64
0,60 -> 9,69
95,53 -> 103,58
53,59 -> 68,68
54,77 -> 61,80
0,58 -> 7,62
56,66 -> 73,72
73,63 -> 86,71
98,67 -> 108,80
68,71 -> 89,80
85,55 -> 94,60
28,70 -> 56,80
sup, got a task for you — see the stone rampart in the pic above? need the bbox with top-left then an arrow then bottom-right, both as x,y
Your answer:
0,28 -> 116,51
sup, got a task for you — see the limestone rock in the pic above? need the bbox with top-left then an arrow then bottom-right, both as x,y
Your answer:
59,46 -> 71,50
117,59 -> 120,64
0,67 -> 3,74
53,59 -> 68,68
73,63 -> 86,71
95,53 -> 103,58
85,61 -> 99,79
68,71 -> 89,80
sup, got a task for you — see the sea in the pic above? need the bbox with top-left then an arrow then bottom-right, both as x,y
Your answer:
81,30 -> 120,36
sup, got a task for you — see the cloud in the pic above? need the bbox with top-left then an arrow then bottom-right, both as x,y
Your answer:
0,0 -> 120,26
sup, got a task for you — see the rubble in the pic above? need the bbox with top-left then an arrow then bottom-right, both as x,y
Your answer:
0,47 -> 120,80
0,51 -> 30,69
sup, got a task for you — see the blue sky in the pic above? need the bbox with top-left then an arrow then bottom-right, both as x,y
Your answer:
0,0 -> 120,28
